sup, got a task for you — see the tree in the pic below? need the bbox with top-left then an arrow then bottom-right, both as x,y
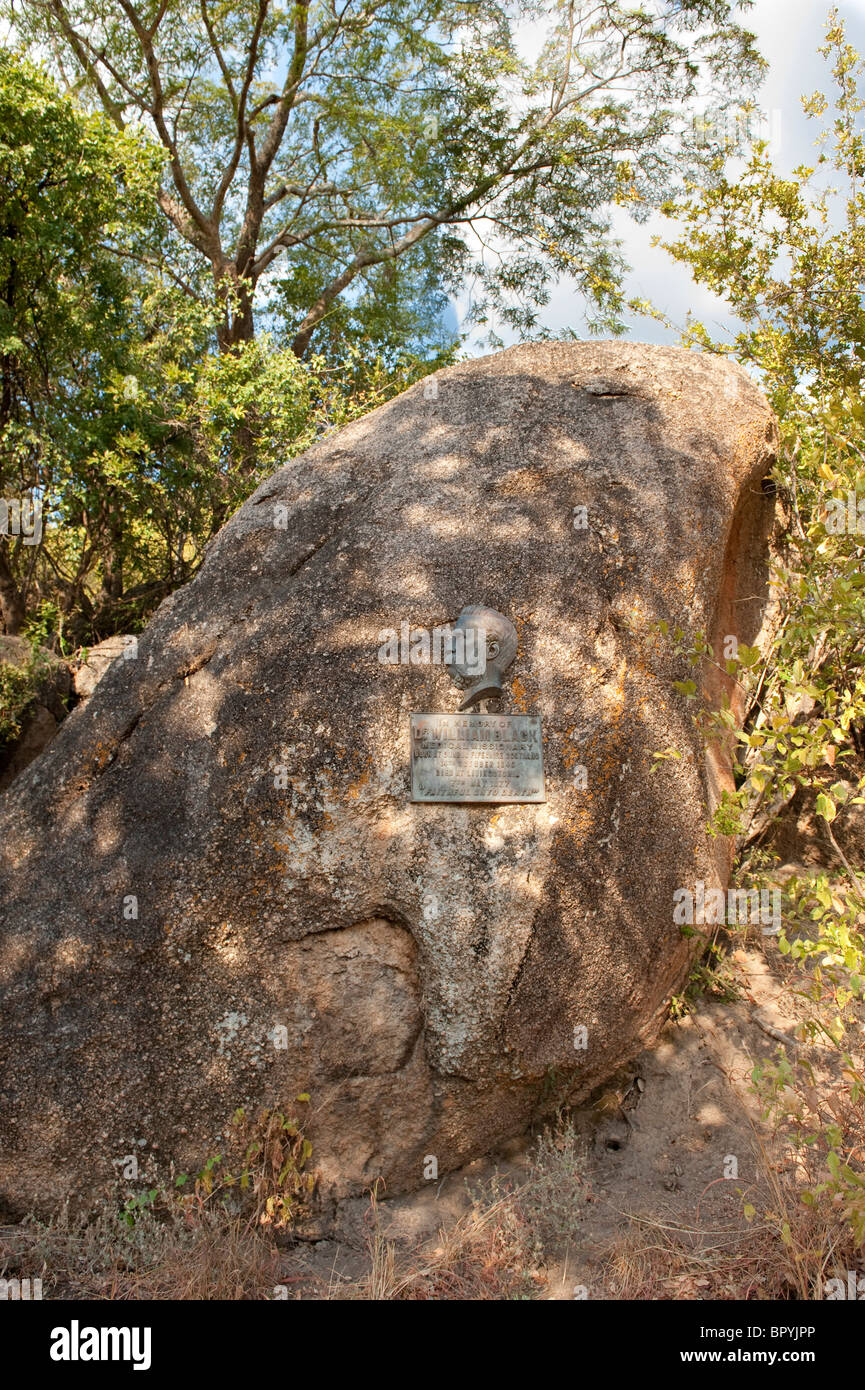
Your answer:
0,49 -> 160,633
12,0 -> 764,356
0,51 -> 432,641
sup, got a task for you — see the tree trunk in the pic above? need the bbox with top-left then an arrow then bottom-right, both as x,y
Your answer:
94,493 -> 125,630
212,269 -> 260,483
215,269 -> 255,352
0,542 -> 25,635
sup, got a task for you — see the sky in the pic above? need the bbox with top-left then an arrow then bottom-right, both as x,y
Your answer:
456,0 -> 865,354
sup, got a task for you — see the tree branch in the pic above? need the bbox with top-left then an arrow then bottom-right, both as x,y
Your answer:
116,0 -> 217,255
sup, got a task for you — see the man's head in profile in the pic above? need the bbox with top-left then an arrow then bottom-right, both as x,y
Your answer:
447,604 -> 517,709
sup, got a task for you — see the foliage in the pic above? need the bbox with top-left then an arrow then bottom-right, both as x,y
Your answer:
0,657 -> 40,745
119,1097 -> 317,1235
0,4 -> 769,642
669,936 -> 741,1019
172,1100 -> 317,1230
0,623 -> 64,749
0,49 -> 162,635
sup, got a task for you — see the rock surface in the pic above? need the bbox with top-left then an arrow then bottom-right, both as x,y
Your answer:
72,635 -> 138,703
0,342 -> 777,1218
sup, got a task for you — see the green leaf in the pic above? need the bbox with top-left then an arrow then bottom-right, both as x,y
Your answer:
815,793 -> 837,823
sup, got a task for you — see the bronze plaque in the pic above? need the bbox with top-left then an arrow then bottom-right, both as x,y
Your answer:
410,713 -> 545,803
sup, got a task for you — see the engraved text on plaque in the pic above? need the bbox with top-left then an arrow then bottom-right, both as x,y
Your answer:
410,713 -> 545,804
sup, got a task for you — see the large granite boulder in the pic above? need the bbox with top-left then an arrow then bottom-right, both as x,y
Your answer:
0,342 -> 777,1218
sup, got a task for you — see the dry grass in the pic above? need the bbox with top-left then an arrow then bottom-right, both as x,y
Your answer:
0,1119 -> 588,1302
3,1138 -> 859,1301
0,1204 -> 283,1300
0,1101 -> 322,1299
332,1117 -> 590,1301
337,1181 -> 545,1301
601,1204 -> 841,1301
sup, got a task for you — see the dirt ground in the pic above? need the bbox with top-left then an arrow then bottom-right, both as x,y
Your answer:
273,935 -> 844,1299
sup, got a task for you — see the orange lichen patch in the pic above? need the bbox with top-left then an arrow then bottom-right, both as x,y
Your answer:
573,661 -> 633,802
508,676 -> 531,714
345,770 -> 373,800
496,467 -> 545,495
89,743 -> 114,771
559,801 -> 596,841
620,596 -> 651,632
561,745 -> 576,771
